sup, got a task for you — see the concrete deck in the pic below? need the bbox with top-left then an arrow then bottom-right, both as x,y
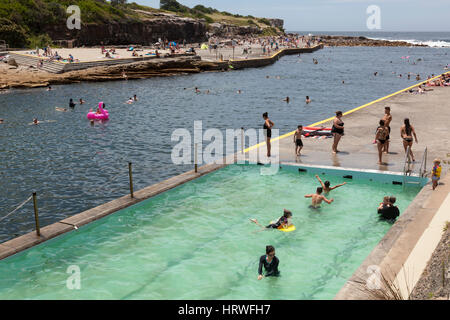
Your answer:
13,48 -> 171,63
247,83 -> 450,176
196,43 -> 312,62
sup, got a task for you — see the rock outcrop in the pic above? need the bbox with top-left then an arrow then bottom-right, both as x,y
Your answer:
319,35 -> 426,47
44,13 -> 207,46
268,19 -> 284,29
207,23 -> 262,38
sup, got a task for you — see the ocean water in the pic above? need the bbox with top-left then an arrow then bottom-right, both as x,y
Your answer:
0,165 -> 421,299
0,41 -> 449,242
294,31 -> 450,47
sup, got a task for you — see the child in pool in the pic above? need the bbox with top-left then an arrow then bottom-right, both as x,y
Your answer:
378,196 -> 391,211
250,209 -> 293,230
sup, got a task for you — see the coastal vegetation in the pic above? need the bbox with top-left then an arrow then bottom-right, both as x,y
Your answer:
0,0 -> 283,48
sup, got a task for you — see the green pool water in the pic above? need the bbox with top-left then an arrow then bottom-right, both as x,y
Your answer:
0,165 -> 421,300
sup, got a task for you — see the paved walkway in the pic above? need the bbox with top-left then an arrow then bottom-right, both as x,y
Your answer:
246,86 -> 450,175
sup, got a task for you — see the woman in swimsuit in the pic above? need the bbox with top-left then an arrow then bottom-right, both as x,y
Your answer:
331,111 -> 344,154
257,245 -> 280,280
400,118 -> 418,161
375,120 -> 389,164
263,112 -> 274,157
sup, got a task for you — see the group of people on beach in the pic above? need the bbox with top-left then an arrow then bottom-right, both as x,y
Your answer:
207,34 -> 319,60
374,106 -> 419,165
262,110 -> 346,158
262,105 -> 426,168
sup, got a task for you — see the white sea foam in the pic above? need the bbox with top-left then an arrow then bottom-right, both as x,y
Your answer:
368,37 -> 450,48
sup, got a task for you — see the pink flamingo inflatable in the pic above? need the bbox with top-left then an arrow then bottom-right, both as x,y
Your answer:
87,102 -> 109,120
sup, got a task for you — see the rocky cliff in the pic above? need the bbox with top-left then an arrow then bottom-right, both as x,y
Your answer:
207,23 -> 263,37
43,9 -> 284,46
268,19 -> 284,29
44,12 -> 208,46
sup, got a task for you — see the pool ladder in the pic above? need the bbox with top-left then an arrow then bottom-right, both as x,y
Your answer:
402,146 -> 427,188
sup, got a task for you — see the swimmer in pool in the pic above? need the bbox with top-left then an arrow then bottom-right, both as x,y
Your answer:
126,97 -> 133,104
55,107 -> 67,112
133,94 -> 138,101
305,96 -> 311,104
32,118 -> 40,125
282,96 -> 290,103
314,175 -> 346,193
304,187 -> 334,208
250,209 -> 293,231
257,245 -> 280,280
0,119 -> 4,124
79,98 -> 85,104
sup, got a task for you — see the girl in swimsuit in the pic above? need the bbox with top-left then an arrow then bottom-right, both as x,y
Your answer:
400,118 -> 418,162
263,112 -> 274,157
331,111 -> 344,153
250,209 -> 293,231
375,120 -> 389,164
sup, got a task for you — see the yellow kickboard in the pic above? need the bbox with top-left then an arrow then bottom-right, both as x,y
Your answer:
270,221 -> 296,232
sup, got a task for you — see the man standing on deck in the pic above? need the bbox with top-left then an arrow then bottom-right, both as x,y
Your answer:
382,107 -> 392,153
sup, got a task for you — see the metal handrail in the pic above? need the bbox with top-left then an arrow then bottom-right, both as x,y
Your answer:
419,147 -> 427,177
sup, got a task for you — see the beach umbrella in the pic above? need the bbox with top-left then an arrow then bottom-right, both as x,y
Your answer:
170,41 -> 177,46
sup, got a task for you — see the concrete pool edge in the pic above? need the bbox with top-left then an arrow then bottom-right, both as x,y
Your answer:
334,172 -> 450,300
0,157 -> 234,261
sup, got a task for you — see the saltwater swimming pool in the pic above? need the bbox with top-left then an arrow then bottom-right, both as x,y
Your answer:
1,45 -> 448,242
0,164 -> 422,299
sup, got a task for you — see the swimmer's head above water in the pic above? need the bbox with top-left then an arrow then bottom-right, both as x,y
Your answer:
266,245 -> 275,256
283,209 -> 293,218
316,187 -> 323,194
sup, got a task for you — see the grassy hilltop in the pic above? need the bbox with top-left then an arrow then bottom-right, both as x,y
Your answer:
0,0 -> 283,48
